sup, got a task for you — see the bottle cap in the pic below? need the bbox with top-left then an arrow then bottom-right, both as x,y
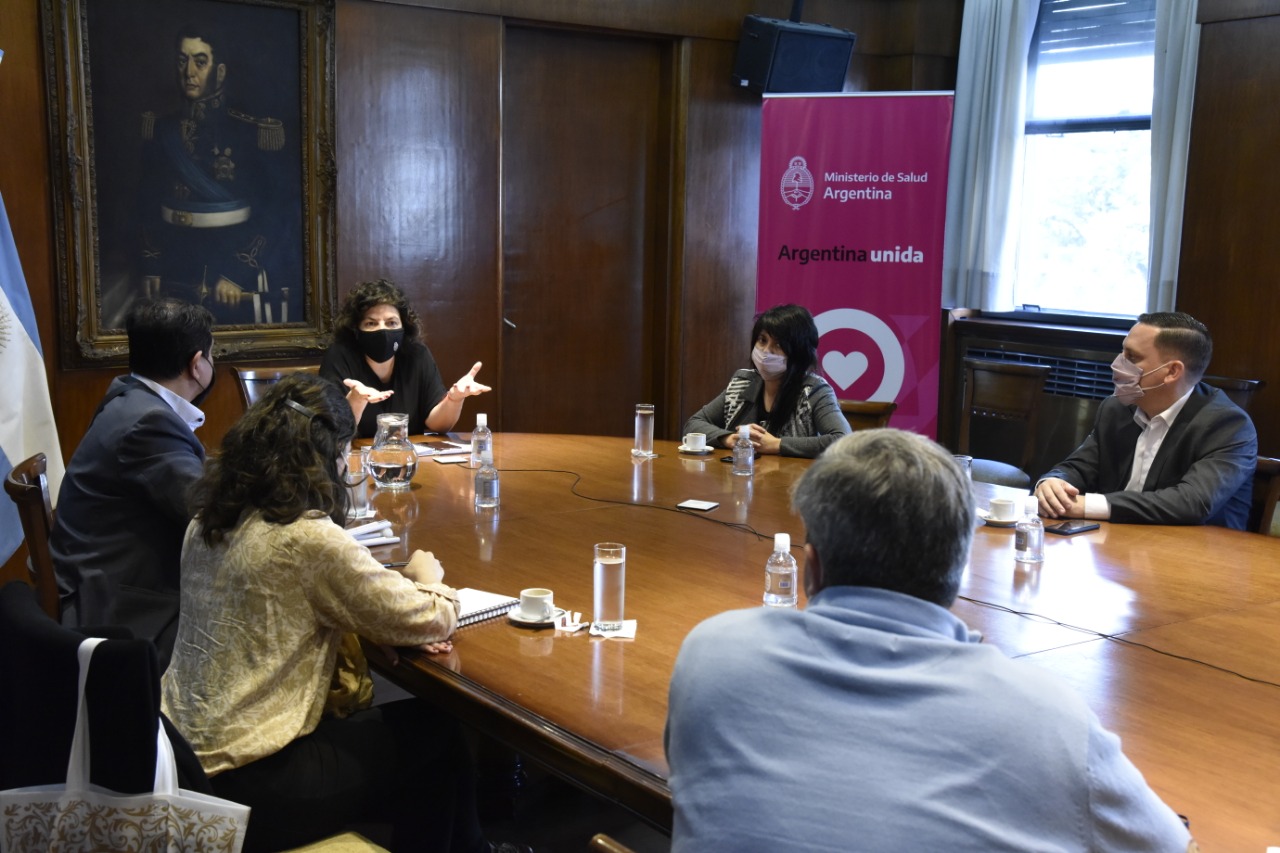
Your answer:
739,425 -> 751,438
476,413 -> 488,427
1024,496 -> 1040,517
774,532 -> 790,551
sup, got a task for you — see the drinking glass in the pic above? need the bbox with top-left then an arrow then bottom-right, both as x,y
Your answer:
592,543 -> 626,631
952,455 -> 973,480
632,404 -> 656,458
343,447 -> 371,519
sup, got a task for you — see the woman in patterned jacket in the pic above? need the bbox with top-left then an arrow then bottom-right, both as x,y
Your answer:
683,304 -> 850,459
161,373 -> 491,853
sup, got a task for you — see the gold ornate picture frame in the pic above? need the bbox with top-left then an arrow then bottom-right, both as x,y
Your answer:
41,0 -> 336,367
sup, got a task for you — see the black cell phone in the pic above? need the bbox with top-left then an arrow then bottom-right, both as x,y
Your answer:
1045,520 -> 1100,535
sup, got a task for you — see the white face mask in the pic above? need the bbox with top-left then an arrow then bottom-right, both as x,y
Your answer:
752,345 -> 787,381
1111,353 -> 1170,405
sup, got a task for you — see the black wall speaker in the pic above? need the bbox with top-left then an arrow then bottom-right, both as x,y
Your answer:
732,15 -> 857,94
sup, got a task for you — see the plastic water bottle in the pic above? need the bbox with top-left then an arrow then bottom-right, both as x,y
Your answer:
732,425 -> 754,477
1015,496 -> 1044,568
470,413 -> 492,468
763,532 -> 798,607
474,452 -> 499,508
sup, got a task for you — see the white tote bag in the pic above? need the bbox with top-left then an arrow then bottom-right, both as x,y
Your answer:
1,637 -> 250,852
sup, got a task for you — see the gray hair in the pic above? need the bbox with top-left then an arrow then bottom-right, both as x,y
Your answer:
791,429 -> 974,606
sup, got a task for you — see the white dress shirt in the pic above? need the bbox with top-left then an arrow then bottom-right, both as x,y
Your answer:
133,373 -> 206,432
1084,386 -> 1195,519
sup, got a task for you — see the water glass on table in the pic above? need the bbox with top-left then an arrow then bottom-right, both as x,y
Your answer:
632,404 -> 657,458
592,543 -> 626,631
344,447 -> 371,519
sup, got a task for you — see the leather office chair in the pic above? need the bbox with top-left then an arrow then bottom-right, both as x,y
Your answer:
1201,375 -> 1264,415
0,581 -> 390,852
837,399 -> 897,431
0,580 -> 207,795
1254,456 -> 1280,536
234,364 -> 321,409
958,358 -> 1051,489
4,452 -> 60,619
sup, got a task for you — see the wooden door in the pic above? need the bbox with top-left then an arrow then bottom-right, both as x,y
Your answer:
500,26 -> 671,437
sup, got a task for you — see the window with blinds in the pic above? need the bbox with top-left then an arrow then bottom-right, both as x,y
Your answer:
1013,0 -> 1157,317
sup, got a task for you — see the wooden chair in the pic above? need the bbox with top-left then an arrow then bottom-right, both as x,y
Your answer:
1254,456 -> 1280,536
3,452 -> 60,619
958,357 -> 1051,489
233,364 -> 321,409
1201,375 -> 1265,414
837,399 -> 897,431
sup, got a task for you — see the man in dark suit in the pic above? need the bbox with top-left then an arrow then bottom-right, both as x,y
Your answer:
1036,311 -> 1256,529
51,298 -> 216,667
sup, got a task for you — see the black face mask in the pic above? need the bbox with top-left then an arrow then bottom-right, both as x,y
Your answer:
356,328 -> 404,364
192,354 -> 217,408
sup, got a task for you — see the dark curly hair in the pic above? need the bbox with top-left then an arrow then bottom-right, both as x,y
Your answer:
333,279 -> 422,347
750,304 -> 820,435
191,373 -> 357,545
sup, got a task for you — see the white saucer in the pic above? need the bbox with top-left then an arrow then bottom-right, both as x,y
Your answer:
508,607 -> 566,627
678,445 -> 713,455
976,509 -> 1018,528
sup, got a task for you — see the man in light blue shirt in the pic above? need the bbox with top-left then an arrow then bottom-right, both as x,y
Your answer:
665,429 -> 1194,852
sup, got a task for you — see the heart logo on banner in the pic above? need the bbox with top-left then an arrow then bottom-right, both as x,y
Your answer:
823,351 -> 869,391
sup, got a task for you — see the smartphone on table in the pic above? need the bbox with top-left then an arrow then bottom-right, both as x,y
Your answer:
1045,520 -> 1100,535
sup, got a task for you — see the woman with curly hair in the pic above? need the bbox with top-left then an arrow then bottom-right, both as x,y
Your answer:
683,304 -> 850,459
160,373 -> 491,852
321,278 -> 491,437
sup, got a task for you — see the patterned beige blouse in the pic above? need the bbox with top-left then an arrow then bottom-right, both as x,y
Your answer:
160,511 -> 459,776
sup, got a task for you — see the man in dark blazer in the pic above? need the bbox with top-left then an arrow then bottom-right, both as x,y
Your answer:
51,298 -> 216,667
1036,312 -> 1256,529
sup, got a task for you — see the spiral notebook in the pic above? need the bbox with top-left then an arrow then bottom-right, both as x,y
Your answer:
456,588 -> 519,626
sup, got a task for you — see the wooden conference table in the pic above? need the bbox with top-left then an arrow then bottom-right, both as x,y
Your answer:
364,434 -> 1280,850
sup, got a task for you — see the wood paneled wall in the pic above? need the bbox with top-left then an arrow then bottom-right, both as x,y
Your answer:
1177,0 -> 1280,456
2,0 -> 958,583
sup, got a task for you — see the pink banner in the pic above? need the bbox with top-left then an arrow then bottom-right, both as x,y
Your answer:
757,93 -> 954,437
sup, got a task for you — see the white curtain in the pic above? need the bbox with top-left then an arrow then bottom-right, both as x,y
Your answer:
941,0 -> 1040,310
1147,0 -> 1200,313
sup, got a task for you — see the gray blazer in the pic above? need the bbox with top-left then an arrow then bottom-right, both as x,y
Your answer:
50,376 -> 205,666
1043,382 -> 1256,529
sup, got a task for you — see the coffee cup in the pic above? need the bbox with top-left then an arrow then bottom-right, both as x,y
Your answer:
988,498 -> 1017,521
683,433 -> 707,452
518,588 -> 555,621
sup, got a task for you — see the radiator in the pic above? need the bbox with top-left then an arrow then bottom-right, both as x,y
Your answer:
960,343 -> 1117,481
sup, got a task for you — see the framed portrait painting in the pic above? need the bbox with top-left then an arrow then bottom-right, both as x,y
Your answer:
41,0 -> 336,366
